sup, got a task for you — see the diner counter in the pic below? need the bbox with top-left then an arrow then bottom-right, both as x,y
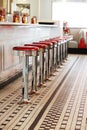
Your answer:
0,22 -> 59,27
0,22 -> 60,85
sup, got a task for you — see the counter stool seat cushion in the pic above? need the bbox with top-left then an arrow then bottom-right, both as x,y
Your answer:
13,46 -> 39,51
52,39 -> 60,42
39,41 -> 53,46
48,40 -> 57,44
25,43 -> 47,49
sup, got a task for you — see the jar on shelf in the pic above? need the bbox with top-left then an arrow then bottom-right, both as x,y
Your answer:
0,8 -> 6,22
31,16 -> 37,24
22,13 -> 29,23
13,11 -> 20,23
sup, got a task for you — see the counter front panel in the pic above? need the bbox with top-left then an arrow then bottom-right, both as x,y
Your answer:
0,23 -> 60,84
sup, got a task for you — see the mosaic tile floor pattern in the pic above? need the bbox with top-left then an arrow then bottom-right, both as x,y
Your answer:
0,55 -> 87,130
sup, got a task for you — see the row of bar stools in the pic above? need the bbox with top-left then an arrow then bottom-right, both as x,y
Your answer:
13,46 -> 39,104
13,36 -> 69,104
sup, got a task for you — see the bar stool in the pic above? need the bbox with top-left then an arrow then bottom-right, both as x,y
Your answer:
48,39 -> 59,71
34,42 -> 52,80
39,41 -> 54,77
59,37 -> 67,63
25,43 -> 48,87
61,38 -> 65,61
52,37 -> 62,67
53,38 -> 64,65
63,37 -> 68,59
13,46 -> 39,104
44,40 -> 58,73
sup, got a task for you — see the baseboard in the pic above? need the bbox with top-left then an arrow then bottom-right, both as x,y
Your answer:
68,48 -> 87,54
0,72 -> 22,89
0,63 -> 39,89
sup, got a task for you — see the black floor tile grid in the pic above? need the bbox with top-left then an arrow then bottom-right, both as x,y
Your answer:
0,55 -> 79,130
36,56 -> 87,130
28,56 -> 79,130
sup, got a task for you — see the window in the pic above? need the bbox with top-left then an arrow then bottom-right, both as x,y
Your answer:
52,2 -> 87,27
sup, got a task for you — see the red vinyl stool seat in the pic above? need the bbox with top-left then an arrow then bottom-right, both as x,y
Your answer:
13,46 -> 39,104
25,43 -> 48,87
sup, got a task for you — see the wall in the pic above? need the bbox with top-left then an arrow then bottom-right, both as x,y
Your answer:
39,0 -> 52,21
0,0 -> 3,7
3,0 -> 7,8
29,0 -> 39,18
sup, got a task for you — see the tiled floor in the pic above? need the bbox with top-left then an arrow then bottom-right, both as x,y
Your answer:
0,54 -> 87,130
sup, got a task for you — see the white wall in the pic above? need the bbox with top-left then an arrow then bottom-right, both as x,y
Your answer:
39,0 -> 52,21
29,0 -> 39,18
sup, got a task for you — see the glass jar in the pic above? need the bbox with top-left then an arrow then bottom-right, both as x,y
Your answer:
31,16 -> 37,24
0,8 -> 6,22
13,11 -> 20,23
22,13 -> 28,23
